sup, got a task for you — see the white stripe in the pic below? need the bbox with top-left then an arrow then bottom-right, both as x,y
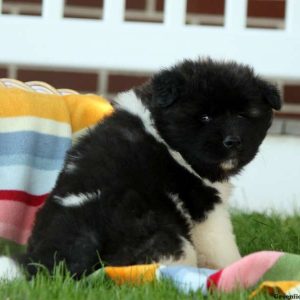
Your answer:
0,116 -> 72,138
55,190 -> 101,207
0,165 -> 60,195
0,256 -> 23,281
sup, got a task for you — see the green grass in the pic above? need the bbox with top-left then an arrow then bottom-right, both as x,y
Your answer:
232,212 -> 300,255
0,212 -> 299,300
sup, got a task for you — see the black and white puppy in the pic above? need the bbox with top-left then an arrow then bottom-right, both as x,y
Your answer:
0,59 -> 281,280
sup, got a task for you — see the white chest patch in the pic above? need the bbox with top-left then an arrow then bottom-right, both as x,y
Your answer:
54,190 -> 101,207
209,181 -> 233,204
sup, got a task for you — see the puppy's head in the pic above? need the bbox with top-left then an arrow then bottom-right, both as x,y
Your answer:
137,59 -> 281,181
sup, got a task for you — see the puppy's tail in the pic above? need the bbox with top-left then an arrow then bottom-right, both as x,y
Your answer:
0,256 -> 24,281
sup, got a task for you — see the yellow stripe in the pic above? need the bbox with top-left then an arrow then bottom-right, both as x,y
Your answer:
0,88 -> 70,123
0,88 -> 114,131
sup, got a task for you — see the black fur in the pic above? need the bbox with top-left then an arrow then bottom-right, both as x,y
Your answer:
18,58 -> 281,278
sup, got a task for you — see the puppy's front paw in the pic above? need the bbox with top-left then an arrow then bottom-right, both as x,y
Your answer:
197,254 -> 214,269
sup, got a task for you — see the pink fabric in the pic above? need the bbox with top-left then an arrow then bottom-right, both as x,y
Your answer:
0,201 -> 43,244
218,251 -> 284,291
0,222 -> 32,245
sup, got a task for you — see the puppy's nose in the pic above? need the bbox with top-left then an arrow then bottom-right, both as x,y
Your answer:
223,136 -> 241,149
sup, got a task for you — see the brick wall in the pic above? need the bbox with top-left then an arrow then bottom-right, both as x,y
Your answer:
1,0 -> 300,135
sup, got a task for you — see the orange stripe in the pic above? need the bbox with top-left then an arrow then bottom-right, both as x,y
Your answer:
64,94 -> 114,133
105,264 -> 159,285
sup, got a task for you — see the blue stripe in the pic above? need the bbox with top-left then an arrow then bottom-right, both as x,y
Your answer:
0,165 -> 60,194
0,131 -> 71,159
0,154 -> 65,171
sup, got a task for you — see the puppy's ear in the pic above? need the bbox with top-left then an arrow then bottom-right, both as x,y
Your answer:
151,70 -> 185,108
258,79 -> 282,111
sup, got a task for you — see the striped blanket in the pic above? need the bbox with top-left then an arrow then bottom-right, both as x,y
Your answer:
0,87 -> 113,246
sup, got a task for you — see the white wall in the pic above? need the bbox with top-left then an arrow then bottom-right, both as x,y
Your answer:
0,0 -> 300,80
230,135 -> 300,215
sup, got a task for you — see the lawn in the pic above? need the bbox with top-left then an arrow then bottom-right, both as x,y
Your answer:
0,212 -> 299,300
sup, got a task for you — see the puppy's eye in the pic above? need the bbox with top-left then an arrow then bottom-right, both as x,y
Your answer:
238,109 -> 261,119
201,115 -> 211,122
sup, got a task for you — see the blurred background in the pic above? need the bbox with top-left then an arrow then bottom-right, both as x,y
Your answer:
0,0 -> 299,214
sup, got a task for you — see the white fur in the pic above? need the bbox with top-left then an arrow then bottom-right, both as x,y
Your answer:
190,201 -> 241,269
116,90 -> 240,269
167,149 -> 205,181
114,90 -> 161,140
209,181 -> 234,204
0,256 -> 23,281
65,162 -> 77,173
157,238 -> 197,267
168,193 -> 192,227
64,153 -> 81,174
220,159 -> 238,171
55,191 -> 101,207
168,182 -> 240,269
190,181 -> 240,269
